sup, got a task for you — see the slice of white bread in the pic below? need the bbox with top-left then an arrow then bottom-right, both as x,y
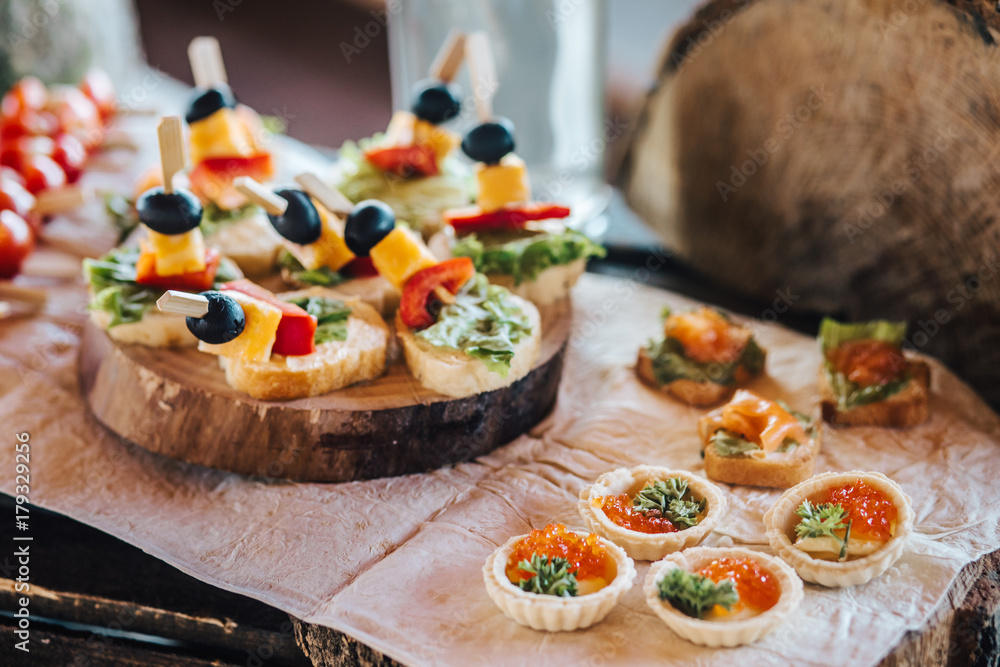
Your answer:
819,359 -> 930,428
701,428 -> 821,489
394,294 -> 541,399
220,289 -> 389,401
205,213 -> 283,278
90,309 -> 197,348
636,346 -> 763,407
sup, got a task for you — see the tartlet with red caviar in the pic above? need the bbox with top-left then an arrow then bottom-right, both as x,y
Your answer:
483,523 -> 636,631
578,466 -> 728,560
764,471 -> 914,587
644,546 -> 803,647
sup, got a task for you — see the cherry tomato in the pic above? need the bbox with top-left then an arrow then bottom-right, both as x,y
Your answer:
0,174 -> 36,218
48,87 -> 101,150
51,133 -> 86,183
0,77 -> 47,118
0,110 -> 58,141
1,166 -> 25,186
0,136 -> 56,171
20,153 -> 66,194
0,209 -> 34,279
79,69 -> 116,121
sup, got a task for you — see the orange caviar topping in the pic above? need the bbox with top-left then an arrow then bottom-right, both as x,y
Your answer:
827,340 -> 908,387
824,479 -> 898,542
699,556 -> 781,613
665,307 -> 750,364
600,494 -> 681,534
506,523 -> 610,583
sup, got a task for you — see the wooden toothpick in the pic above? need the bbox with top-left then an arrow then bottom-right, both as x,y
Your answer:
33,186 -> 89,216
233,176 -> 288,216
465,31 -> 497,122
188,36 -> 228,89
293,173 -> 353,217
429,29 -> 466,83
157,290 -> 209,318
157,116 -> 186,195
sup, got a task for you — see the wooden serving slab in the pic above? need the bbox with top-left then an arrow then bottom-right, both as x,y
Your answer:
78,300 -> 570,482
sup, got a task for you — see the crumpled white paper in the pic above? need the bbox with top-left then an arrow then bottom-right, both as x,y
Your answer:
3,270 -> 999,667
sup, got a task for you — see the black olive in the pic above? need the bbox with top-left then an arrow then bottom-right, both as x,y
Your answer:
186,291 -> 245,344
267,189 -> 322,245
185,85 -> 237,124
411,80 -> 462,124
136,187 -> 203,235
344,200 -> 396,257
461,118 -> 515,164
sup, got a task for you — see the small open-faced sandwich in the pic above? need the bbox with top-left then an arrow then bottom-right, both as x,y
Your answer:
698,390 -> 819,489
432,116 -> 604,305
483,523 -> 636,632
578,466 -> 727,561
332,32 -> 471,238
818,318 -> 930,427
158,278 -> 388,400
84,117 -> 241,347
764,471 -> 914,587
232,174 -> 400,315
644,546 -> 803,647
340,199 -> 541,398
638,306 -> 766,406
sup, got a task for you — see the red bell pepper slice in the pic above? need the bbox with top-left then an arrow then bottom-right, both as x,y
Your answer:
220,279 -> 317,357
399,257 -> 475,330
135,247 -> 220,292
189,153 -> 275,206
443,202 -> 572,233
341,256 -> 378,278
364,144 -> 439,178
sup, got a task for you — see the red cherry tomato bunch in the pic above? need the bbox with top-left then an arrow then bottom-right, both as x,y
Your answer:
0,70 -> 117,279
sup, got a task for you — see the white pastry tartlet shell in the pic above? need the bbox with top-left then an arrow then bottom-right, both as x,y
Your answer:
644,546 -> 803,647
577,466 -> 728,560
483,531 -> 636,632
763,470 -> 914,587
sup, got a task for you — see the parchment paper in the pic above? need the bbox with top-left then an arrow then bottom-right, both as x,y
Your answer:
2,112 -> 999,667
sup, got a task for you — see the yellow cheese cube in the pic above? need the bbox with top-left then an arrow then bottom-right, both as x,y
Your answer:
369,227 -> 438,288
476,155 -> 531,212
413,119 -> 459,162
146,228 -> 207,276
189,108 -> 256,164
197,291 -> 281,363
284,203 -> 356,272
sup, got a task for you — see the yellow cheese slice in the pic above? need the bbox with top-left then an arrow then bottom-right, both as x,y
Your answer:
476,155 -> 531,212
369,227 -> 438,288
283,202 -> 356,272
197,290 -> 281,363
413,119 -> 459,162
146,228 -> 207,276
189,108 -> 256,164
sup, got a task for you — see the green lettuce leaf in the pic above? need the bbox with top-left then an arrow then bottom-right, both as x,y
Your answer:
286,296 -> 352,344
200,202 -> 261,238
277,249 -> 345,287
416,274 -> 533,376
819,318 -> 910,409
645,334 -> 765,387
452,229 -> 605,286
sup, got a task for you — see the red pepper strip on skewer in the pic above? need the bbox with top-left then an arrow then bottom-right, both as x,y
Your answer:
399,257 -> 475,329
363,144 -> 439,178
443,202 -> 571,233
221,279 -> 318,357
135,247 -> 221,292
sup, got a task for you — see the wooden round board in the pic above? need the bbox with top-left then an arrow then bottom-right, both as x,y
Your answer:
79,299 -> 571,482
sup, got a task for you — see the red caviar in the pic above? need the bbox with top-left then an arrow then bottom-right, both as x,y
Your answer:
699,556 -> 780,613
599,494 -> 681,534
665,307 -> 750,364
506,523 -> 611,583
827,340 -> 907,387
824,479 -> 898,542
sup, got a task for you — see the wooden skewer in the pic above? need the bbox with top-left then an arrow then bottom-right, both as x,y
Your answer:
432,286 -> 455,305
157,290 -> 209,318
293,173 -> 353,217
429,29 -> 466,83
33,186 -> 89,216
0,283 -> 48,307
188,36 -> 228,89
157,116 -> 186,195
465,31 -> 497,123
233,176 -> 288,216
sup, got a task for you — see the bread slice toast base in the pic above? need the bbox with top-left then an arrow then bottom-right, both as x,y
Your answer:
395,295 -> 541,399
91,310 -> 198,348
636,346 -> 762,407
819,359 -> 930,428
486,258 -> 586,306
702,429 -> 821,489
